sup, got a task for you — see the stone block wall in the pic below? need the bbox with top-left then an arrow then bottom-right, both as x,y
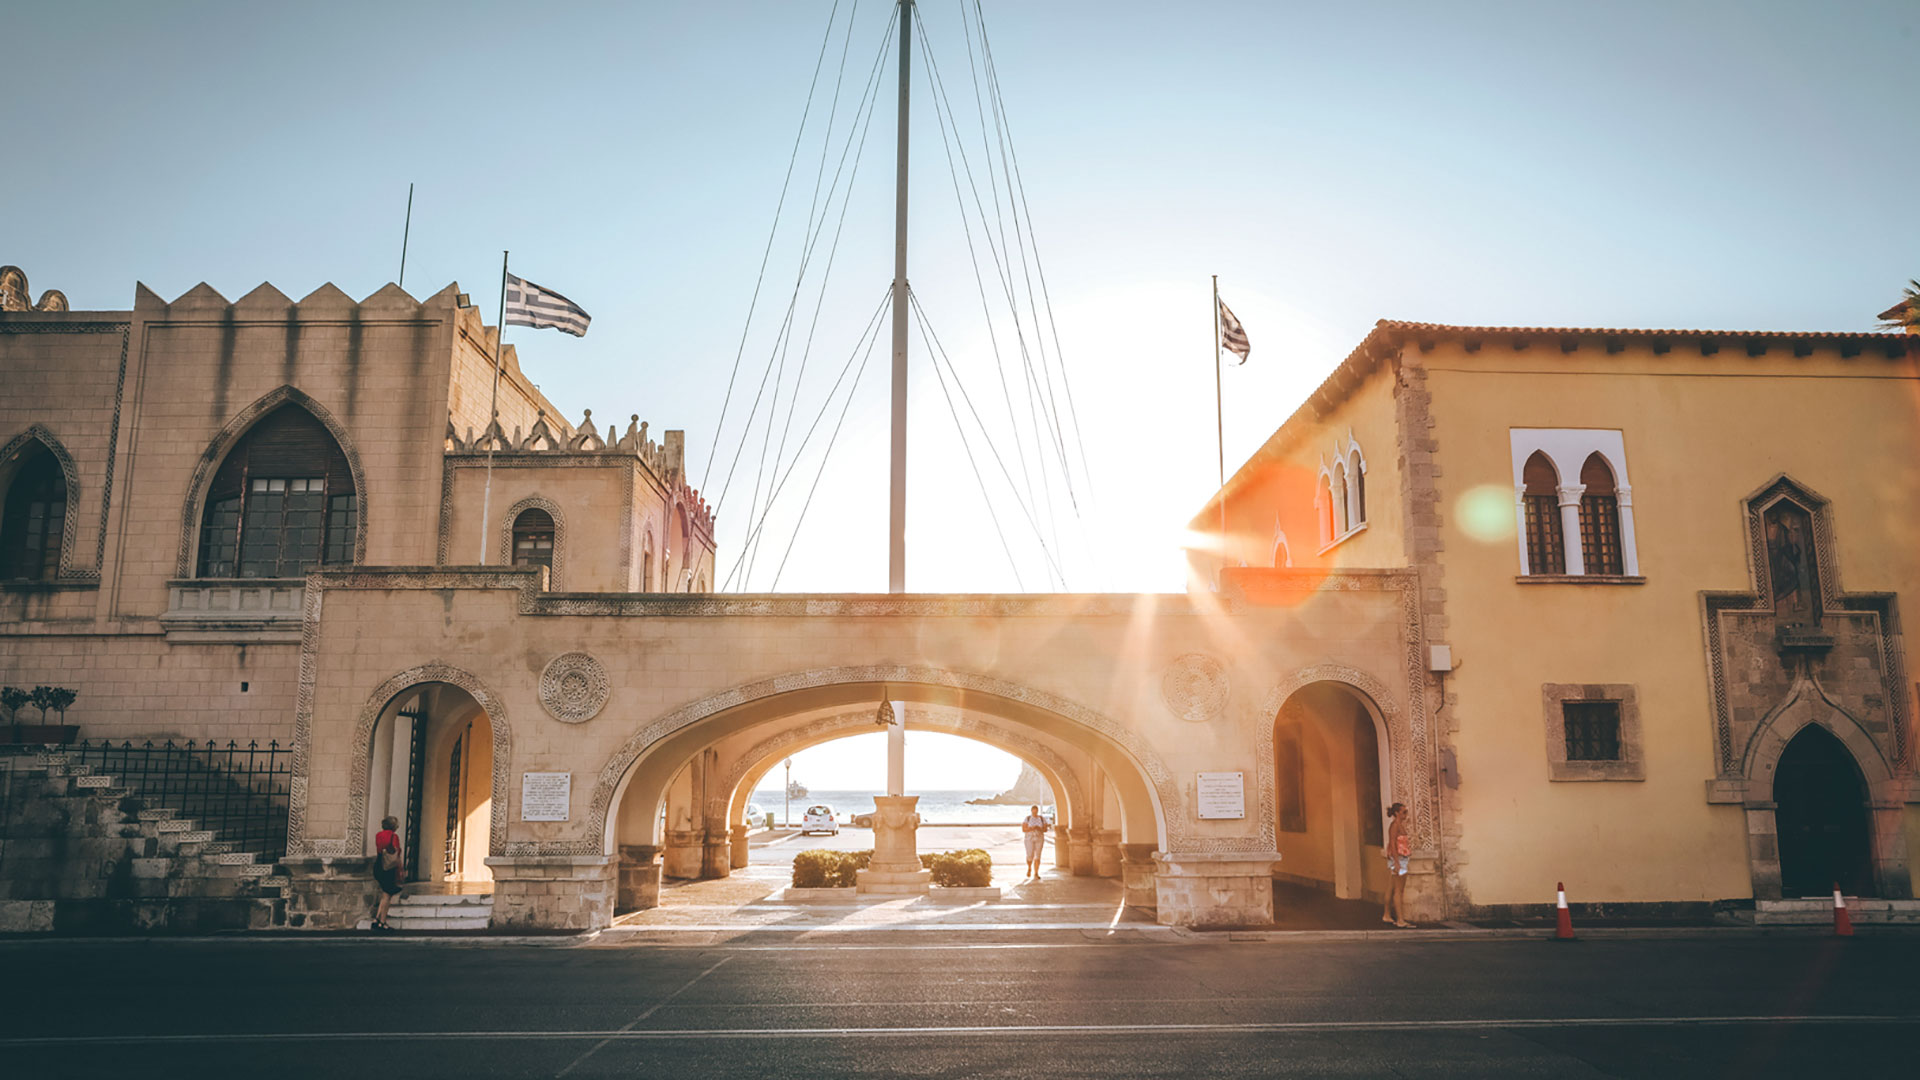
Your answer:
485,855 -> 614,931
1154,852 -> 1280,928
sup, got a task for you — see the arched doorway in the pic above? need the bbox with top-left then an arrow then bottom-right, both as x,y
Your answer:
365,682 -> 497,888
1272,681 -> 1391,903
1774,725 -> 1873,898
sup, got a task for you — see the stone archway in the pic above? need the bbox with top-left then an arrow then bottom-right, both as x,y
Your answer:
1736,678 -> 1909,900
1259,665 -> 1421,852
287,663 -> 514,861
586,665 -> 1183,858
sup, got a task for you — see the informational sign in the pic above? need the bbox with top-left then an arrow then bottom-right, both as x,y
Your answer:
1195,771 -> 1246,820
521,772 -> 571,822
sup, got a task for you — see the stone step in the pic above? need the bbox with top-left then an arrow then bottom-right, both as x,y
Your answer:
162,830 -> 216,846
258,876 -> 291,889
389,901 -> 496,920
137,809 -> 179,822
211,851 -> 260,865
381,912 -> 493,931
154,818 -> 198,833
201,841 -> 237,854
74,774 -> 116,789
395,892 -> 495,907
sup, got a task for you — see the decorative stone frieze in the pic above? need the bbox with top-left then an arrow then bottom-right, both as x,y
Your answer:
539,651 -> 609,724
1162,653 -> 1230,723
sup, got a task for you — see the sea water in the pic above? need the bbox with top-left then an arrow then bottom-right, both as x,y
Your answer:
747,789 -> 1054,826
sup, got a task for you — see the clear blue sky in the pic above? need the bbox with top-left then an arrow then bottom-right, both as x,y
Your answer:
12,1 -> 1917,593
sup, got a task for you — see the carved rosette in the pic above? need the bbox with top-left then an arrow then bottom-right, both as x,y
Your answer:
540,651 -> 610,723
1162,653 -> 1230,723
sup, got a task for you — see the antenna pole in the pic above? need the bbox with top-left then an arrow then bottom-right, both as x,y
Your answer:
888,0 -> 913,593
398,183 -> 414,288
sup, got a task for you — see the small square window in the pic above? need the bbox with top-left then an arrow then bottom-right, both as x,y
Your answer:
1562,701 -> 1622,761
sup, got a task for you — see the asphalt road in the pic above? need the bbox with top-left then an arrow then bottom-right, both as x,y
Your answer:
1,935 -> 1914,1077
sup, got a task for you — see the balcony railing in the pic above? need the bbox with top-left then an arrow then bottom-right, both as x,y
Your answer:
161,578 -> 305,642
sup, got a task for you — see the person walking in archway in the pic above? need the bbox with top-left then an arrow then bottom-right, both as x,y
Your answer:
1383,803 -> 1412,928
1021,805 -> 1049,880
371,816 -> 404,931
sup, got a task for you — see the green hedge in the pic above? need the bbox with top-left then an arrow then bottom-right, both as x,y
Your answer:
790,848 -> 992,888
792,848 -> 872,888
919,848 -> 993,888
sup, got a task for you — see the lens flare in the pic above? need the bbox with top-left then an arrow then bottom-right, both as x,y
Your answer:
1456,483 -> 1516,543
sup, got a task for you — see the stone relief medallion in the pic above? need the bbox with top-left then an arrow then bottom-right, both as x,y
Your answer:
540,652 -> 610,724
1163,653 -> 1230,723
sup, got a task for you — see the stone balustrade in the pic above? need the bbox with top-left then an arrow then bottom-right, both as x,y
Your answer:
161,579 -> 305,643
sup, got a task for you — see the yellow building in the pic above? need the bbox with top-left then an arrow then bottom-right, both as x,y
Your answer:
1193,318 -> 1919,918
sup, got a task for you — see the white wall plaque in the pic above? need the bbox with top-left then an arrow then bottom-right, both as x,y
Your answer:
1195,771 -> 1246,820
520,772 -> 571,822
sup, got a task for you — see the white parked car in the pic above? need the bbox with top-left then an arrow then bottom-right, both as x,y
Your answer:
744,803 -> 766,828
801,804 -> 839,836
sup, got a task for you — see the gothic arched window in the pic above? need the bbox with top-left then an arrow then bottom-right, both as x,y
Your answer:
1348,448 -> 1366,527
1332,461 -> 1350,535
1522,451 -> 1564,575
197,405 -> 357,578
511,508 -> 555,570
1577,453 -> 1624,575
0,444 -> 66,581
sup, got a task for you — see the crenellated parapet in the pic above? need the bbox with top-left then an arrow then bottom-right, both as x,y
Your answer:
445,408 -> 714,536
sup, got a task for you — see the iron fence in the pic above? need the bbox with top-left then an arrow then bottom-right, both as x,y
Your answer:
64,738 -> 291,861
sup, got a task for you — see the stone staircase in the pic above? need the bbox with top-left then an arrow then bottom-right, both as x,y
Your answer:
361,889 -> 495,932
0,751 -> 290,933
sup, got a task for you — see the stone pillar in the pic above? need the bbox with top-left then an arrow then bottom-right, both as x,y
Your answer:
1068,826 -> 1097,877
1557,485 -> 1587,575
1052,825 -> 1071,869
855,794 -> 931,895
1091,829 -> 1122,878
1119,844 -> 1158,912
1615,483 -> 1639,575
617,845 -> 663,913
1153,851 -> 1280,927
701,816 -> 732,879
1744,802 -> 1781,900
661,829 -> 703,880
729,824 -> 750,870
484,855 -> 614,932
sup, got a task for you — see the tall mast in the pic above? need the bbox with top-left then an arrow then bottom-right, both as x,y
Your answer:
888,0 -> 913,593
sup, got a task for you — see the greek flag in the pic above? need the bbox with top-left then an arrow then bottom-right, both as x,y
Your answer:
1219,297 -> 1250,364
505,273 -> 591,337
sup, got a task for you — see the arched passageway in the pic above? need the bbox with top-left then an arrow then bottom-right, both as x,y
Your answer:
364,682 -> 498,889
595,671 -> 1171,913
1272,681 -> 1393,904
1773,724 -> 1874,898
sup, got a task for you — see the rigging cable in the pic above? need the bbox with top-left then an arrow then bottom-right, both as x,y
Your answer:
701,0 -> 844,494
975,0 -> 1095,499
912,291 -> 1068,587
726,287 -> 892,590
709,3 -> 898,525
767,292 -> 893,590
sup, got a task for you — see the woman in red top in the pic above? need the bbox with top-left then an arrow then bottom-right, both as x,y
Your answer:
371,816 -> 403,930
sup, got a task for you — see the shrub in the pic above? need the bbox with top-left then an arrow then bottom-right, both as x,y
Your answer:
791,848 -> 872,888
919,848 -> 993,888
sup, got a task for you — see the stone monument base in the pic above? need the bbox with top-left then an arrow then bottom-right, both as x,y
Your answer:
855,866 -> 933,896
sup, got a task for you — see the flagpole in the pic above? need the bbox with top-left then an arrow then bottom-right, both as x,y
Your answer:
887,0 -> 913,594
480,250 -> 508,564
1213,275 -> 1226,555
398,183 -> 414,288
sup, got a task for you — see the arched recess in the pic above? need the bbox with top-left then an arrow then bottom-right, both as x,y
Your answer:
710,706 -> 1087,834
339,663 -> 514,861
498,494 -> 565,588
1260,664 -> 1418,857
585,665 -> 1181,857
0,424 -> 82,580
1736,677 -> 1908,899
176,385 -> 369,578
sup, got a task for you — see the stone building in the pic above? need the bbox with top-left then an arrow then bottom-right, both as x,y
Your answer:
1190,318 -> 1919,920
4,260 -> 1914,932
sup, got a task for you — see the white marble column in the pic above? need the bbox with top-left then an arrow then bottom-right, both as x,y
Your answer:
1557,485 -> 1587,575
1616,483 -> 1639,576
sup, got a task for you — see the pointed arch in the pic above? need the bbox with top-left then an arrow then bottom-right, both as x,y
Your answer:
176,386 -> 368,577
1576,452 -> 1623,575
0,424 -> 81,581
1260,664 -> 1419,854
499,494 -> 565,589
1521,450 -> 1564,575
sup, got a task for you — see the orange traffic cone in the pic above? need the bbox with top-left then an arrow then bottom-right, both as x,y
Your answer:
1832,884 -> 1853,937
1554,881 -> 1575,940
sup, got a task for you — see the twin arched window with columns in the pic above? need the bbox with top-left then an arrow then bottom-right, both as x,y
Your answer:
1316,433 -> 1369,549
1511,430 -> 1638,578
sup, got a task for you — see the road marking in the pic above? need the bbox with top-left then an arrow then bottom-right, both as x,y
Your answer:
3,1015 -> 1914,1047
553,955 -> 732,1077
602,922 -> 1163,932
